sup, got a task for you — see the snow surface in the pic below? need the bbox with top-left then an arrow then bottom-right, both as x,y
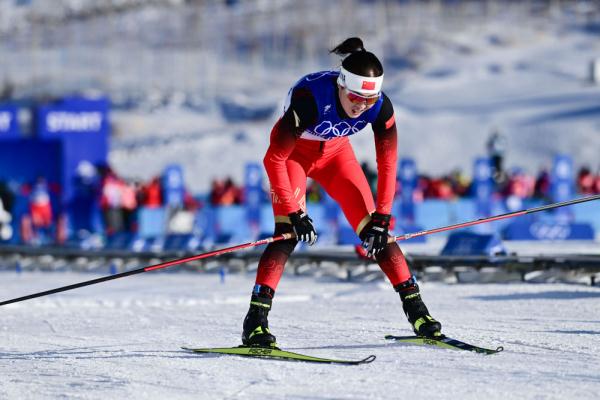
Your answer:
2,4 -> 600,398
1,270 -> 599,399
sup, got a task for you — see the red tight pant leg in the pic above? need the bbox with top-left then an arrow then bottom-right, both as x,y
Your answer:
256,138 -> 411,291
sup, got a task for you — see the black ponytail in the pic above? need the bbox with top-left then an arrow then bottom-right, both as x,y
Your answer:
330,37 -> 365,56
331,37 -> 383,78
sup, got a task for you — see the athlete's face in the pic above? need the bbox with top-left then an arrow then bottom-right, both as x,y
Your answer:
338,86 -> 378,118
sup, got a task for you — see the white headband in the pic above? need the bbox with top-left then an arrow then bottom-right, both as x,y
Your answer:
337,66 -> 383,95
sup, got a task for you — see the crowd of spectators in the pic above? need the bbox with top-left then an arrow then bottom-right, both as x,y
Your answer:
410,166 -> 599,201
1,161 -> 599,245
97,166 -> 199,235
0,162 -> 203,244
97,165 -> 139,234
0,166 -> 249,245
359,162 -> 599,203
577,167 -> 600,195
19,176 -> 61,244
209,178 -> 243,206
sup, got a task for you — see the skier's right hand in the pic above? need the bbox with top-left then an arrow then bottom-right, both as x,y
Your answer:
360,212 -> 391,258
288,209 -> 317,245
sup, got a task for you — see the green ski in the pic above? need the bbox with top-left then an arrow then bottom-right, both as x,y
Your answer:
385,335 -> 503,355
182,346 -> 376,365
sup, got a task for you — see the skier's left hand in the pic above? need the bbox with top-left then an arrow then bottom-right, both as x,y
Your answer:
288,209 -> 318,245
360,212 -> 391,258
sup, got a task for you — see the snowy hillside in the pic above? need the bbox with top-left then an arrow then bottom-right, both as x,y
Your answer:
2,1 -> 599,193
106,7 -> 600,193
1,271 -> 599,399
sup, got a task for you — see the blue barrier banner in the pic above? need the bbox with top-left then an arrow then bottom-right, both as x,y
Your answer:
215,205 -> 250,243
245,162 -> 263,225
473,157 -> 493,217
37,97 -> 109,138
0,139 -> 62,184
503,220 -> 595,240
0,104 -> 20,139
36,97 -> 110,206
551,155 -> 574,220
162,164 -> 185,208
137,207 -> 167,238
398,158 -> 417,223
441,231 -> 506,256
551,155 -> 574,201
322,191 -> 340,223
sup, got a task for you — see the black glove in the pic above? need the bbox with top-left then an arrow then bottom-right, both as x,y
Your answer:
288,210 -> 317,245
361,212 -> 391,258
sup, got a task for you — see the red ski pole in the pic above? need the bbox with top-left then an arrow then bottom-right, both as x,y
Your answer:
2,194 -> 598,307
0,233 -> 295,307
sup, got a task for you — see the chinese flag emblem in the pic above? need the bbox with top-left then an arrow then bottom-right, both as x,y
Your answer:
361,81 -> 376,90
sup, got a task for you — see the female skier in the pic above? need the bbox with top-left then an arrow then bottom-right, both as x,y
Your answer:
242,37 -> 442,347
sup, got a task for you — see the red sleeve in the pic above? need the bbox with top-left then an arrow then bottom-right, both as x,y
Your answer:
263,116 -> 300,214
374,113 -> 398,215
263,89 -> 317,215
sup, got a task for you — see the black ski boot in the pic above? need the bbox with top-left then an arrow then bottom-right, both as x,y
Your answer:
242,285 -> 277,348
395,277 -> 442,338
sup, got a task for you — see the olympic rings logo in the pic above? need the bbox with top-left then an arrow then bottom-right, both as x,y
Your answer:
311,120 -> 367,138
529,222 -> 571,240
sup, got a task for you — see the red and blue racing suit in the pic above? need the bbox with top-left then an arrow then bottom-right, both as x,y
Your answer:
257,70 -> 411,290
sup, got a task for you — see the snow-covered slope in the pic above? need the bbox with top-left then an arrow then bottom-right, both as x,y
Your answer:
2,2 -> 599,193
107,13 -> 600,193
1,271 -> 599,399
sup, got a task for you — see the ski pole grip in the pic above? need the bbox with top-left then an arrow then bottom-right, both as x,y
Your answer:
282,232 -> 296,240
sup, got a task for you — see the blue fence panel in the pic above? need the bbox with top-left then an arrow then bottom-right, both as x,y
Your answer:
244,163 -> 263,227
447,198 -> 476,225
104,232 -> 137,251
572,199 -> 600,238
503,221 -> 595,241
138,207 -> 167,238
306,203 -> 326,233
135,194 -> 600,248
259,204 -> 275,235
337,225 -> 361,245
398,158 -> 417,224
416,200 -> 452,232
441,232 -> 506,256
551,155 -> 575,221
306,203 -> 337,245
163,233 -> 202,252
215,205 -> 251,243
336,212 -> 360,245
473,157 -> 494,217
